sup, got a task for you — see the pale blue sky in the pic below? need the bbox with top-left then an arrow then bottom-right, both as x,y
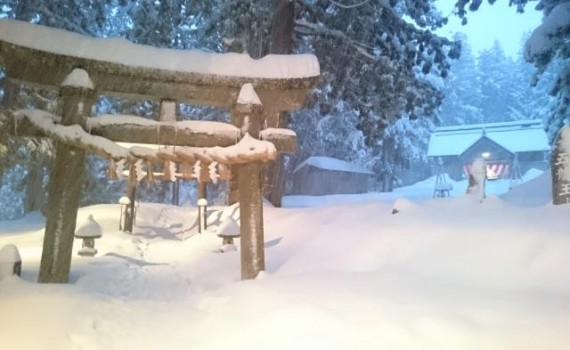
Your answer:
434,0 -> 543,59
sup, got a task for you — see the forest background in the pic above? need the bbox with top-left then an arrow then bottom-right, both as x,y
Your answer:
0,0 -> 567,219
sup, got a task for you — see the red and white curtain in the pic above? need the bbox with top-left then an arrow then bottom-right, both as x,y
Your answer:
464,162 -> 509,179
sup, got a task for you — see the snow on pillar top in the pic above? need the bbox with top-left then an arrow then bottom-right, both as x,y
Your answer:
237,83 -> 262,106
61,68 -> 94,89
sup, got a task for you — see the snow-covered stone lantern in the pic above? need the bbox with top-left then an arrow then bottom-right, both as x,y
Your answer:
75,215 -> 103,257
197,198 -> 208,233
0,244 -> 21,279
119,196 -> 131,231
217,217 -> 240,252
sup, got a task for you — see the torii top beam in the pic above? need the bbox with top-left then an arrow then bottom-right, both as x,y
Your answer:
0,20 -> 319,112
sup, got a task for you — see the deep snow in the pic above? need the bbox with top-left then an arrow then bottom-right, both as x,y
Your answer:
1,170 -> 569,350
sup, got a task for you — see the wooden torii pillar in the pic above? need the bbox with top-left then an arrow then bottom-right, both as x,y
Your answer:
39,68 -> 96,283
232,84 -> 266,279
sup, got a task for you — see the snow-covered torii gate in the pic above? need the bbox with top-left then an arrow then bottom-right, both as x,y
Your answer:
0,20 -> 320,283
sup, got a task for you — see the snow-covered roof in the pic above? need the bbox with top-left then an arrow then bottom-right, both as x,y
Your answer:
428,120 -> 550,157
294,156 -> 374,175
0,19 -> 320,80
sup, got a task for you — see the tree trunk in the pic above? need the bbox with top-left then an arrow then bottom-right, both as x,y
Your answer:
270,0 -> 295,55
264,0 -> 295,207
24,161 -> 45,213
38,75 -> 95,284
228,165 -> 239,205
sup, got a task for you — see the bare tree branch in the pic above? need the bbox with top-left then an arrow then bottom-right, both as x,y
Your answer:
295,19 -> 377,60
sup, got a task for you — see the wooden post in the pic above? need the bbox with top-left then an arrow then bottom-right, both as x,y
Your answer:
228,166 -> 240,205
266,111 -> 290,207
124,163 -> 137,232
172,179 -> 180,206
159,98 -> 179,206
198,181 -> 207,202
198,163 -> 209,200
197,162 -> 210,233
552,126 -> 570,205
159,99 -> 178,122
233,84 -> 265,280
38,68 -> 95,283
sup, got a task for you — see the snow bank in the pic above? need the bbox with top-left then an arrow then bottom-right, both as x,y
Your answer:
1,171 -> 569,349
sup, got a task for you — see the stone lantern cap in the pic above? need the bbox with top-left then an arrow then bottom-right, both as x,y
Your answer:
217,217 -> 240,238
75,214 -> 103,239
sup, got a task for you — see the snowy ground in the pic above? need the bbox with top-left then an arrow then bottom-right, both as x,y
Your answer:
1,170 -> 570,350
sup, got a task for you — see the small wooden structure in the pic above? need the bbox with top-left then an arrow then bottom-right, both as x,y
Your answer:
292,156 -> 374,195
0,20 -> 319,282
432,160 -> 452,198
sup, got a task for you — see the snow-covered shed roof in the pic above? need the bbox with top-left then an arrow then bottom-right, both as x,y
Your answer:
428,120 -> 550,157
294,156 -> 374,175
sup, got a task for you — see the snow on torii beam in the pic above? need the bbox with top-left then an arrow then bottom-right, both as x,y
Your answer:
7,109 -> 280,165
0,20 -> 319,112
0,110 -> 297,154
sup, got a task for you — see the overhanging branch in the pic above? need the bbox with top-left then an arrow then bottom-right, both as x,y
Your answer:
294,19 -> 377,60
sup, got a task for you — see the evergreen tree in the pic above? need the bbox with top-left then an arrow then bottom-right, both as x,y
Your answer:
478,40 -> 517,123
456,0 -> 570,143
439,34 -> 484,125
508,37 -> 555,122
